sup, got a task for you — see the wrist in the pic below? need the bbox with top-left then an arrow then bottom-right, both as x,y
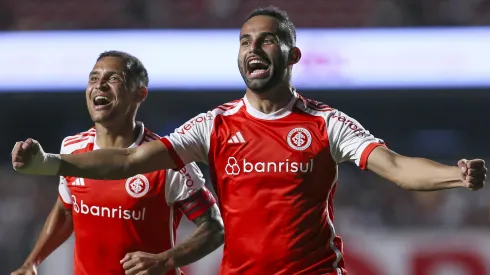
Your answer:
157,251 -> 177,270
22,260 -> 38,269
451,166 -> 466,188
43,153 -> 61,175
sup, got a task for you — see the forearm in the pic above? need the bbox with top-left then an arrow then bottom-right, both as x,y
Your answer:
59,149 -> 133,180
57,140 -> 176,179
24,201 -> 73,266
388,157 -> 463,191
162,213 -> 224,268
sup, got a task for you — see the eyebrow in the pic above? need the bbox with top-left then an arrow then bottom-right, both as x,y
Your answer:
239,32 -> 278,40
89,71 -> 120,76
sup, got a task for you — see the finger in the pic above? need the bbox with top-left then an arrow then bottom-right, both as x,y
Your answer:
13,162 -> 26,170
467,175 -> 486,184
458,159 -> 468,174
467,159 -> 485,169
11,142 -> 26,159
124,263 -> 143,275
122,257 -> 138,270
467,168 -> 487,177
465,177 -> 485,189
21,141 -> 32,150
13,148 -> 25,162
468,183 -> 484,191
121,253 -> 131,264
11,142 -> 22,155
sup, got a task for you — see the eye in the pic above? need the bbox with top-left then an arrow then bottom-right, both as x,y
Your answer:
89,76 -> 98,82
263,38 -> 275,44
241,40 -> 250,46
109,76 -> 120,81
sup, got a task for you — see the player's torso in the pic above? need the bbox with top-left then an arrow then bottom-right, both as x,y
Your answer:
67,145 -> 180,275
209,106 -> 344,274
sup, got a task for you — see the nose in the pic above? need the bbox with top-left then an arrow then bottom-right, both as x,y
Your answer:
249,38 -> 261,54
95,80 -> 108,91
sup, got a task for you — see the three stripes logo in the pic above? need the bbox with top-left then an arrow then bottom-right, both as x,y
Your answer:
72,178 -> 85,186
227,132 -> 246,144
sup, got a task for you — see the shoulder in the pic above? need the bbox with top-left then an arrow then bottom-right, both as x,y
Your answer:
294,95 -> 339,118
60,128 -> 95,154
211,99 -> 244,117
142,128 -> 161,144
175,99 -> 244,134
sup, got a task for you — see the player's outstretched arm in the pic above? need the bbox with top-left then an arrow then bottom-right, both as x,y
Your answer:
12,138 -> 177,180
11,198 -> 73,275
366,146 -> 486,191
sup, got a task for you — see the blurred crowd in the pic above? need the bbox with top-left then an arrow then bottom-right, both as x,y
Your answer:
1,0 -> 489,30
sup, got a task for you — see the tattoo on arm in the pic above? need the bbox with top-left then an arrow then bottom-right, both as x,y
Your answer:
165,204 -> 224,269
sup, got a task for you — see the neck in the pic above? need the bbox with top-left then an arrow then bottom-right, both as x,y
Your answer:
94,118 -> 140,149
245,82 -> 293,114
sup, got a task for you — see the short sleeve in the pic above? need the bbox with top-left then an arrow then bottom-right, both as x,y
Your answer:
326,109 -> 385,170
165,162 -> 207,204
165,162 -> 216,221
58,176 -> 72,210
160,112 -> 214,169
58,141 -> 72,209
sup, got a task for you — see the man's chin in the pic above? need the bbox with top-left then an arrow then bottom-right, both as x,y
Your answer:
90,112 -> 113,124
245,79 -> 275,94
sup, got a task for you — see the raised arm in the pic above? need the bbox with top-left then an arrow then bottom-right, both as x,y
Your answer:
60,139 -> 177,179
366,146 -> 486,191
324,108 -> 486,192
12,138 -> 177,180
13,113 -> 214,180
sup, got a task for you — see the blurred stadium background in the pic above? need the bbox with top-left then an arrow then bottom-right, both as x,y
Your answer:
1,0 -> 489,274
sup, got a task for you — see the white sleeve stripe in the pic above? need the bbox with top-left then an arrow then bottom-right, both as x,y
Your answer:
58,178 -> 72,204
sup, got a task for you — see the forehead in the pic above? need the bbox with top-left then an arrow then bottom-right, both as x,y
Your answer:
240,15 -> 280,37
92,56 -> 125,72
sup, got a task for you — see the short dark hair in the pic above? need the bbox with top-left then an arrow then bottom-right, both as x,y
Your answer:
246,6 -> 296,48
97,50 -> 149,89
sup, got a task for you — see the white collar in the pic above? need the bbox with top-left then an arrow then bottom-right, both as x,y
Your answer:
242,87 -> 299,120
93,121 -> 145,150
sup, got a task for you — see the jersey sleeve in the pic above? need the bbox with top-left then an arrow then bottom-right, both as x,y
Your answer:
58,140 -> 72,209
326,109 -> 385,170
165,162 -> 216,220
58,177 -> 72,210
160,112 -> 214,169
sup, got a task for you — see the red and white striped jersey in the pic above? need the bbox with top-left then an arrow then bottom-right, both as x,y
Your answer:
58,122 -> 216,275
160,90 -> 385,275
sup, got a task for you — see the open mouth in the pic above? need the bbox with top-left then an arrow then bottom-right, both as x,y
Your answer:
247,58 -> 271,78
93,95 -> 113,110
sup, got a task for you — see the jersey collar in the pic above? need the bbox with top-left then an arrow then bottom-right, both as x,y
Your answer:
242,87 -> 299,120
93,121 -> 145,150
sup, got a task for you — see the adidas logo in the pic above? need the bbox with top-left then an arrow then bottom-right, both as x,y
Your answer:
72,178 -> 85,186
227,132 -> 246,144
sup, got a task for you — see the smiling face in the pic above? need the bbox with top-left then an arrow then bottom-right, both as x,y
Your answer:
86,56 -> 138,124
238,15 -> 293,94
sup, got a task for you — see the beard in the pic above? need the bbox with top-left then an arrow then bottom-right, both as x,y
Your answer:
239,57 -> 288,94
